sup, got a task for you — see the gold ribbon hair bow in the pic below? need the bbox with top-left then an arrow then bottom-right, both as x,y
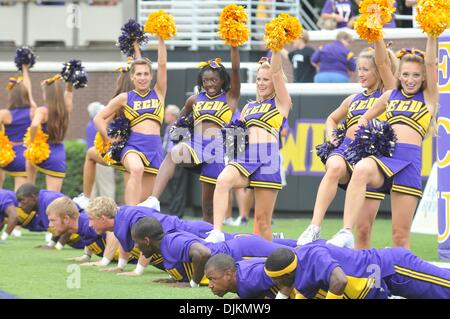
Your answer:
396,48 -> 425,59
258,56 -> 271,64
198,57 -> 223,69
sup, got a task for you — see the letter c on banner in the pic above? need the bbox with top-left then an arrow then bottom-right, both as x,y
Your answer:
438,192 -> 450,243
439,43 -> 450,92
437,117 -> 450,168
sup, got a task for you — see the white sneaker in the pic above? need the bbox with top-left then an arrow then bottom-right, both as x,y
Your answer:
272,232 -> 285,239
230,216 -> 248,227
327,228 -> 354,249
12,228 -> 22,237
138,196 -> 160,211
73,193 -> 90,210
223,217 -> 234,226
204,230 -> 225,243
297,224 -> 321,246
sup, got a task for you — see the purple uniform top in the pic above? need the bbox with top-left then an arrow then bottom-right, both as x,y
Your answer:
85,119 -> 97,149
321,0 -> 354,29
123,89 -> 164,127
236,258 -> 278,299
241,97 -> 284,138
386,89 -> 430,139
19,190 -> 64,232
113,205 -> 216,252
0,189 -> 17,223
159,231 -> 292,282
192,91 -> 232,128
3,108 -> 31,142
311,41 -> 356,76
346,90 -> 383,129
290,240 -> 398,299
73,212 -> 107,255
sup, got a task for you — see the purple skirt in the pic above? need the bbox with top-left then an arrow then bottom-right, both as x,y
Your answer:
229,142 -> 282,190
2,144 -> 26,177
328,137 -> 385,200
120,132 -> 163,175
368,143 -> 422,198
180,135 -> 225,184
34,143 -> 66,178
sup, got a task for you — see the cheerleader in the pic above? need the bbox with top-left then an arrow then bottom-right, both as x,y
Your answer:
0,64 -> 36,190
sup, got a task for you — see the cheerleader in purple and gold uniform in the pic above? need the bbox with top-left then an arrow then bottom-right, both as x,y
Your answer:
26,75 -> 73,192
206,49 -> 292,242
74,45 -> 140,208
94,37 -> 167,205
297,37 -> 398,248
143,47 -> 241,223
0,64 -> 36,190
334,33 -> 439,250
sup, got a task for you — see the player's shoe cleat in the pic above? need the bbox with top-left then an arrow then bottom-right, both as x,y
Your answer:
204,229 -> 225,243
138,196 -> 160,211
73,193 -> 90,210
327,228 -> 354,249
297,224 -> 321,246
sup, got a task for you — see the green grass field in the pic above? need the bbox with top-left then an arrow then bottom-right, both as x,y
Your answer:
0,216 -> 445,299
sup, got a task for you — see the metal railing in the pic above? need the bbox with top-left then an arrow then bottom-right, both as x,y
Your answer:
137,0 -> 301,50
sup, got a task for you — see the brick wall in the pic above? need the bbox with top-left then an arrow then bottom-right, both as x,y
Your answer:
0,71 -> 118,140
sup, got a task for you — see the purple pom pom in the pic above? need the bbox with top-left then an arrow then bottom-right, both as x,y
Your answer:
107,117 -> 131,139
61,60 -> 88,89
14,47 -> 37,71
72,69 -> 88,89
170,113 -> 194,144
61,59 -> 81,81
108,139 -> 127,162
315,123 -> 347,164
222,119 -> 248,158
315,142 -> 336,164
105,116 -> 131,162
332,124 -> 346,146
344,119 -> 397,165
116,19 -> 149,57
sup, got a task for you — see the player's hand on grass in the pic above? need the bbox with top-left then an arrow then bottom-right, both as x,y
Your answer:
153,278 -> 177,284
168,282 -> 191,288
65,255 -> 91,262
35,244 -> 55,250
117,271 -> 140,276
80,261 -> 107,267
100,266 -> 124,273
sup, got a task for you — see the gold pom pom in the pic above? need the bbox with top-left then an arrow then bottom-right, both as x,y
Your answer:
0,131 -> 15,168
354,13 -> 384,43
102,151 -> 116,166
144,10 -> 177,40
264,14 -> 303,52
218,4 -> 250,47
93,132 -> 117,165
358,0 -> 396,25
23,127 -> 50,165
416,0 -> 450,38
94,132 -> 110,155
